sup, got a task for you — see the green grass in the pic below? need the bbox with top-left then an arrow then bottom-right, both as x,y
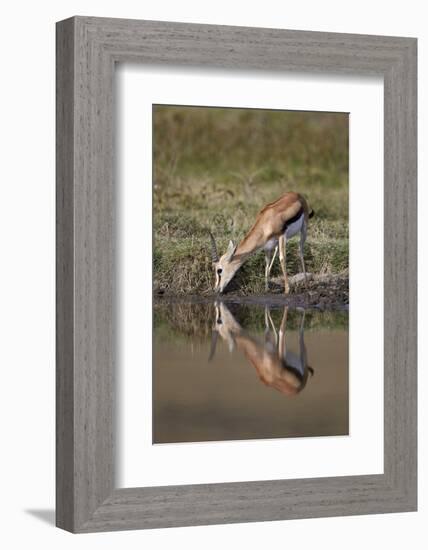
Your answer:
153,105 -> 349,295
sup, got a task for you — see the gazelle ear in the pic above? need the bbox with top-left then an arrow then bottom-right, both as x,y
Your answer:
226,240 -> 237,261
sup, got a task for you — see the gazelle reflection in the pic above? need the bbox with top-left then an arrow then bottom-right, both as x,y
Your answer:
210,303 -> 314,396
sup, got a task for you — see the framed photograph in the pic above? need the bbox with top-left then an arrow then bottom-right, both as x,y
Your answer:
56,16 -> 417,533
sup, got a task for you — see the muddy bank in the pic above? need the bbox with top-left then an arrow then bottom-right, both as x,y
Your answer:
155,273 -> 349,311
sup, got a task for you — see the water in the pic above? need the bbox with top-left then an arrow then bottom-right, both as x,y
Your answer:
153,300 -> 348,444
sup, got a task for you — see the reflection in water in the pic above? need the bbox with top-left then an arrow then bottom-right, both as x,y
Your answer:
153,300 -> 348,444
210,303 -> 313,396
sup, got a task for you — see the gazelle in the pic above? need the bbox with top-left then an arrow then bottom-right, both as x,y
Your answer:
210,302 -> 313,396
209,192 -> 314,294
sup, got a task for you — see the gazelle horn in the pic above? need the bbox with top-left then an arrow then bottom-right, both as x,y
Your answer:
209,231 -> 219,263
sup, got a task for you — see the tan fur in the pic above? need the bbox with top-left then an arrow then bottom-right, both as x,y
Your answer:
212,191 -> 312,293
213,303 -> 311,396
236,192 -> 310,256
234,335 -> 303,396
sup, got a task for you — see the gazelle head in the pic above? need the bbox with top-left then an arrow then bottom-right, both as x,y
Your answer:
209,233 -> 239,293
208,301 -> 241,360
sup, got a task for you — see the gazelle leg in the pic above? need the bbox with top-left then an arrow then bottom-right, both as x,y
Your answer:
279,235 -> 289,294
268,308 -> 278,346
278,306 -> 288,359
299,222 -> 308,285
264,250 -> 272,292
264,305 -> 269,331
298,308 -> 311,376
267,308 -> 276,333
264,246 -> 278,291
264,306 -> 277,346
269,245 -> 278,272
300,307 -> 306,330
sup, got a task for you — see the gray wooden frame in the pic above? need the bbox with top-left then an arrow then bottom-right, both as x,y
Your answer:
56,16 -> 417,533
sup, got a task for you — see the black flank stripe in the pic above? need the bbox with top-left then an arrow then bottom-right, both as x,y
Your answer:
282,207 -> 304,233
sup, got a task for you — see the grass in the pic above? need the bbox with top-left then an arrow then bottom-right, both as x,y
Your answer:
153,105 -> 349,295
